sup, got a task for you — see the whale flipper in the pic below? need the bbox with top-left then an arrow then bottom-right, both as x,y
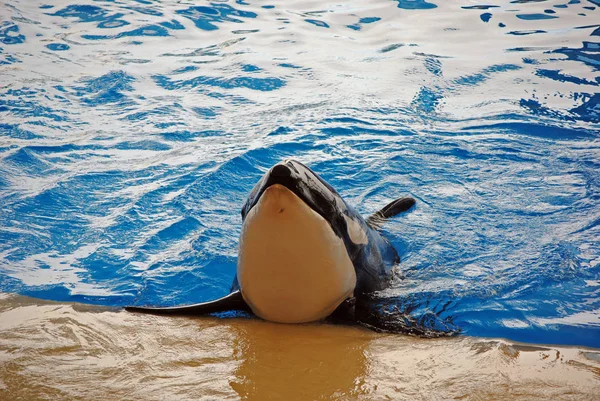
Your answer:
125,290 -> 249,315
366,197 -> 416,230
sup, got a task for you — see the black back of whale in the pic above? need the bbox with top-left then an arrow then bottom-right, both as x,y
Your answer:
126,160 -> 430,333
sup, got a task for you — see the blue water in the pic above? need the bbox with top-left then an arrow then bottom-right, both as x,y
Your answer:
0,0 -> 599,348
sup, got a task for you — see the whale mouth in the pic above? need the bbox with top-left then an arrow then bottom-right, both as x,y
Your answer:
237,184 -> 356,324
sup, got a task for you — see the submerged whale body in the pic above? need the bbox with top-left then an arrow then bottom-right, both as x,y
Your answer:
127,160 -> 451,335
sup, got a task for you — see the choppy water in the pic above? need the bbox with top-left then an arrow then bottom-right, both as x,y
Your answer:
0,0 -> 599,353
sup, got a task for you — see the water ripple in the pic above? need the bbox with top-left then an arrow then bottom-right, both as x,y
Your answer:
0,0 -> 598,348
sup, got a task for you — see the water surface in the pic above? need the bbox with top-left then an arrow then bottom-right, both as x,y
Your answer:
0,0 -> 599,351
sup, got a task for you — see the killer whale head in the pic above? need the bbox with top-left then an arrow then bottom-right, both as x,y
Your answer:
241,159 -> 369,246
237,159 -> 374,323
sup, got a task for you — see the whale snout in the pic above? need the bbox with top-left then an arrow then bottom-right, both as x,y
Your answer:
270,163 -> 291,179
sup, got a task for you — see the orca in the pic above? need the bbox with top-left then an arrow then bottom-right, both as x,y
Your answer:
126,159 -> 423,332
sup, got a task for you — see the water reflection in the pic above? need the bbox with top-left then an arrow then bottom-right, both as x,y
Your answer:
230,320 -> 371,400
176,4 -> 258,31
397,0 -> 437,10
1,296 -> 599,400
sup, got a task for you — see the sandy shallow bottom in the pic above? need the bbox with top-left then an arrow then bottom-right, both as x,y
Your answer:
0,294 -> 598,401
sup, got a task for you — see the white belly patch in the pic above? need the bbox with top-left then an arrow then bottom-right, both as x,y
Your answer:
238,184 -> 357,323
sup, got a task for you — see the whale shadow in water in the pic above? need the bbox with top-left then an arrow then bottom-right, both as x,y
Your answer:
229,320 -> 373,400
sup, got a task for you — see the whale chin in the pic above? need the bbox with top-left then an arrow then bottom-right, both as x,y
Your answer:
237,184 -> 356,324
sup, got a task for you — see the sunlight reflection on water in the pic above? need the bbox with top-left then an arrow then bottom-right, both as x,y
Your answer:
0,295 -> 599,400
0,0 -> 599,348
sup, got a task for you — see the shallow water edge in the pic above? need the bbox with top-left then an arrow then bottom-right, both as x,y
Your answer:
0,293 -> 598,401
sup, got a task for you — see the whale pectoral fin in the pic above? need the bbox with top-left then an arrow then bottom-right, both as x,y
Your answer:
125,290 -> 250,316
366,197 -> 416,230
